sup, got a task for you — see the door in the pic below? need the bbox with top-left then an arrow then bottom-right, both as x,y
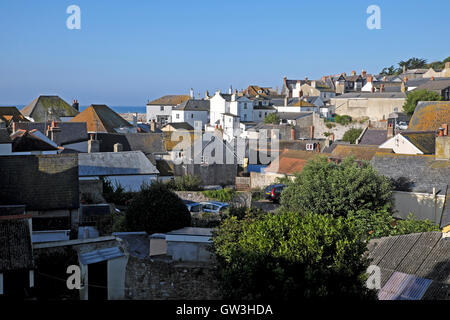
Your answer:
88,261 -> 108,300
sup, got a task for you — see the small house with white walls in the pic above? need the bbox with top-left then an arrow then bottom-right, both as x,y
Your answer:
171,99 -> 210,129
146,94 -> 191,125
78,151 -> 160,192
379,131 -> 436,155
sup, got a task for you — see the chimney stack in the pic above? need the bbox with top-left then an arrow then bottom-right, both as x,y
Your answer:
205,90 -> 209,99
443,124 -> 448,136
380,84 -> 384,93
150,119 -> 156,132
371,86 -> 375,93
113,143 -> 123,152
431,76 -> 435,81
310,126 -> 314,139
387,123 -> 394,138
229,85 -> 232,94
284,96 -> 288,106
361,70 -> 367,77
88,134 -> 100,153
403,76 -> 408,83
351,70 -> 356,76
403,65 -> 406,73
190,88 -> 194,99
321,76 -> 326,83
291,128 -> 295,140
436,125 -> 450,160
367,75 -> 373,83
48,121 -> 61,143
72,99 -> 79,111
133,112 -> 138,127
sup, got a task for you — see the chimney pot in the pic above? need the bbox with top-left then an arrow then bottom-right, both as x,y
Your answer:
443,124 -> 448,136
310,126 -> 314,139
351,70 -> 356,76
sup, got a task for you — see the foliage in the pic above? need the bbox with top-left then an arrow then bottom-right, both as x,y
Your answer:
125,182 -> 191,234
325,122 -> 335,129
250,188 -> 264,201
264,113 -> 280,124
323,132 -> 332,137
334,114 -> 352,125
281,157 -> 393,218
167,174 -> 203,191
348,210 -> 440,240
403,89 -> 442,115
380,56 -> 450,75
212,211 -> 377,300
275,176 -> 291,185
342,128 -> 363,144
202,188 -> 235,202
359,117 -> 369,124
392,214 -> 440,235
102,178 -> 136,206
223,206 -> 266,221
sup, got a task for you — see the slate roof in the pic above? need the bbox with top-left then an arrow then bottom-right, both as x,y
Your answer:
0,154 -> 79,210
10,129 -> 60,152
173,99 -> 210,111
147,95 -> 190,106
13,121 -> 89,145
265,149 -> 324,175
332,92 -> 407,99
78,151 -> 159,176
366,232 -> 450,299
0,106 -> 29,126
407,101 -> 450,132
271,98 -> 316,107
322,141 -> 351,154
331,144 -> 393,161
401,131 -> 436,154
21,95 -> 79,122
277,112 -> 313,120
358,129 -> 388,146
70,105 -> 133,133
415,79 -> 450,91
0,217 -> 34,272
162,122 -> 194,131
371,153 -> 450,194
0,128 -> 11,144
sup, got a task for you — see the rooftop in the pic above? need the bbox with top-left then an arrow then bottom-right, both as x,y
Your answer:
407,101 -> 450,132
331,144 -> 393,161
147,95 -> 190,106
21,95 -> 79,122
70,104 -> 133,133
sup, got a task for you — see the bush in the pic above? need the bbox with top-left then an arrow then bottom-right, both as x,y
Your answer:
125,183 -> 191,234
342,128 -> 363,144
281,157 -> 393,218
102,178 -> 136,205
264,113 -> 280,124
212,211 -> 377,300
202,188 -> 235,202
335,114 -> 352,125
325,122 -> 335,129
403,89 -> 442,115
167,174 -> 203,191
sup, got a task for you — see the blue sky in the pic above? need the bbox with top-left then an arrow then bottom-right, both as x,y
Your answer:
0,0 -> 449,106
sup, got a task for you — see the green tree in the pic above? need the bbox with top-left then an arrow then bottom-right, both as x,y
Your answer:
281,157 -> 393,218
125,183 -> 191,234
399,57 -> 427,70
264,113 -> 280,124
403,89 -> 442,115
212,211 -> 377,300
342,128 -> 363,144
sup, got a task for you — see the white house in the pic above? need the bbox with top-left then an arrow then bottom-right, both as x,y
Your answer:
78,151 -> 160,191
146,95 -> 191,125
171,99 -> 210,129
379,131 -> 435,155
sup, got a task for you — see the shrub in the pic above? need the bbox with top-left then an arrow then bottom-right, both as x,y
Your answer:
264,113 -> 280,124
202,188 -> 235,202
403,89 -> 442,115
212,211 -> 377,299
335,114 -> 352,125
125,183 -> 191,234
342,128 -> 363,144
167,174 -> 203,191
281,157 -> 393,218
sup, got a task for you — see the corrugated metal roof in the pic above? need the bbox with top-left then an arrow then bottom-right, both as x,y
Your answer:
79,246 -> 124,265
378,272 -> 432,300
32,230 -> 70,243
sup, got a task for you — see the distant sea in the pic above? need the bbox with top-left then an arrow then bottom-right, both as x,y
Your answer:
15,105 -> 146,114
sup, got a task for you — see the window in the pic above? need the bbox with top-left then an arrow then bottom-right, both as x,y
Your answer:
259,112 -> 262,118
229,118 -> 231,122
176,114 -> 180,119
160,106 -> 164,111
244,103 -> 247,109
191,114 -> 194,118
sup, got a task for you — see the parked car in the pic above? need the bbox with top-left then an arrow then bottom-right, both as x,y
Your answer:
396,121 -> 408,130
202,185 -> 223,191
182,200 -> 203,213
264,184 -> 286,203
200,201 -> 230,214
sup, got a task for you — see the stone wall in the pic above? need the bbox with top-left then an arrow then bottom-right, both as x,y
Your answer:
250,171 -> 283,189
124,256 -> 221,300
311,112 -> 367,140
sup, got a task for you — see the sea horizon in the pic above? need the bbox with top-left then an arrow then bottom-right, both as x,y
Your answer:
13,105 -> 147,114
